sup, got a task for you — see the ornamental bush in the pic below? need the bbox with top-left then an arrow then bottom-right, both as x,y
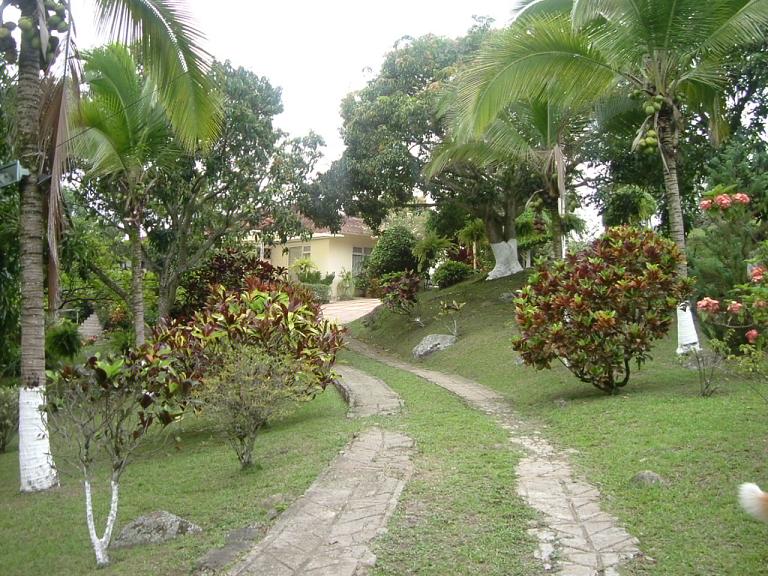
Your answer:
512,226 -> 692,394
380,271 -> 420,315
433,260 -> 475,289
0,385 -> 18,452
45,319 -> 82,367
365,225 -> 418,278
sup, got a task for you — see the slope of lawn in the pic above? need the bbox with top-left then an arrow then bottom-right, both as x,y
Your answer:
350,273 -> 768,575
0,388 -> 362,576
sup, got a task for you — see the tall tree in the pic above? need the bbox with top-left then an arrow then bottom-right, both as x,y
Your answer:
4,0 -> 220,493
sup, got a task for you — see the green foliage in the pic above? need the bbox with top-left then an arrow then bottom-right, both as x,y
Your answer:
45,320 -> 82,366
0,385 -> 18,453
380,271 -> 420,316
205,345 -> 305,469
0,186 -> 19,376
512,227 -> 692,393
337,269 -> 355,300
301,283 -> 331,304
366,226 -> 418,278
601,184 -> 657,227
175,248 -> 285,318
292,259 -> 334,286
433,260 -> 475,289
413,231 -> 453,272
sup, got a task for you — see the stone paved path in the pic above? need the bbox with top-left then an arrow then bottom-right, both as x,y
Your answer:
227,428 -> 414,576
334,365 -> 403,418
347,338 -> 640,576
321,299 -> 380,325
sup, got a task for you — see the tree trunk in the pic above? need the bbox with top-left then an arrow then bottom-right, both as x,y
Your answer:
128,225 -> 145,346
17,0 -> 58,492
84,477 -> 120,567
487,240 -> 523,279
660,118 -> 688,278
549,206 -> 564,260
157,276 -> 179,322
660,108 -> 699,353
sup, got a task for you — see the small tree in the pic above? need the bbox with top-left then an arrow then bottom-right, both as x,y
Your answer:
45,346 -> 193,567
366,225 -> 418,278
413,231 -> 453,272
380,271 -> 420,316
512,227 -> 692,393
205,346 -> 306,469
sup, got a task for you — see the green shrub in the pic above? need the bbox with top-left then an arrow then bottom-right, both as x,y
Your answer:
301,283 -> 331,304
108,328 -> 135,354
414,231 -> 453,272
0,386 -> 18,452
205,345 -> 304,469
381,271 -> 420,315
337,269 -> 355,300
366,225 -> 418,277
45,319 -> 82,366
433,260 -> 475,289
512,226 -> 692,394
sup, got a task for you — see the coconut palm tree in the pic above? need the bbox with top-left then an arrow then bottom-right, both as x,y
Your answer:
454,0 -> 768,351
75,43 -> 182,347
12,0 -> 220,493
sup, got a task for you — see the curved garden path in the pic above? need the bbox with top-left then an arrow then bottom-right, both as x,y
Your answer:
347,338 -> 641,576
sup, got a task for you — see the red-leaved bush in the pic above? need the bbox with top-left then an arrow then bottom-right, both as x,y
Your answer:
512,227 -> 693,393
380,271 -> 420,315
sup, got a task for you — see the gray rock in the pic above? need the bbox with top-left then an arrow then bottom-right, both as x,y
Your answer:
412,334 -> 457,359
499,292 -> 517,303
112,510 -> 201,548
631,470 -> 666,486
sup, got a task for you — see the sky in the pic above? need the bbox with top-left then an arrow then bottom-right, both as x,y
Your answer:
69,0 -> 517,167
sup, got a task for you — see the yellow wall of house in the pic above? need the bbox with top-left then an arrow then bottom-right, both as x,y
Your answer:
269,234 -> 377,298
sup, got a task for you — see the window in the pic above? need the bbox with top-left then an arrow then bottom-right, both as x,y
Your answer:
288,245 -> 311,266
352,246 -> 373,273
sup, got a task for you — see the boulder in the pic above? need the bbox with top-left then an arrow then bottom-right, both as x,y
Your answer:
412,334 -> 457,359
112,510 -> 202,548
499,292 -> 517,303
631,470 -> 666,487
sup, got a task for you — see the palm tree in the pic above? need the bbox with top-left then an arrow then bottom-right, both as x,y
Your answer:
75,44 -> 182,347
13,0 -> 220,493
454,0 -> 768,351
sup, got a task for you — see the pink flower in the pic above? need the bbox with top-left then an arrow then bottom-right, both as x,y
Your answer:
696,297 -> 720,313
751,266 -> 766,283
755,300 -> 768,309
715,194 -> 732,209
727,301 -> 743,314
699,199 -> 713,210
733,192 -> 750,204
746,329 -> 759,344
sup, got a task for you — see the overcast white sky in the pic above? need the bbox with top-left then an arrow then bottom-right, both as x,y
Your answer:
69,0 -> 516,167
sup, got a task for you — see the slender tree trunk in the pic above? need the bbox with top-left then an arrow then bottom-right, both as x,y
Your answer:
128,224 -> 145,346
660,109 -> 699,353
471,240 -> 477,270
157,275 -> 179,322
17,0 -> 58,492
660,117 -> 688,278
549,206 -> 564,261
84,476 -> 120,567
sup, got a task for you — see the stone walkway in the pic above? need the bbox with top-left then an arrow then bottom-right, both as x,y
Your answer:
227,428 -> 414,576
347,338 -> 640,576
321,299 -> 380,325
334,365 -> 403,418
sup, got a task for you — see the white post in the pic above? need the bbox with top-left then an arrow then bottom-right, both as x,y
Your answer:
18,387 -> 58,492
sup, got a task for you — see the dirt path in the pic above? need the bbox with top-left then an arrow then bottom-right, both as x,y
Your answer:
347,338 -> 640,576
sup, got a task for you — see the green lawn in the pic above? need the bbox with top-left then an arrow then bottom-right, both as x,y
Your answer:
0,388 -> 362,576
351,274 -> 768,575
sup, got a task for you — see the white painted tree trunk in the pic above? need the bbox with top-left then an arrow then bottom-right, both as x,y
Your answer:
18,387 -> 58,492
676,304 -> 700,355
85,478 -> 120,567
487,239 -> 523,280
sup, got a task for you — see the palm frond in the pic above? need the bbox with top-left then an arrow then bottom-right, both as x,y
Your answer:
699,0 -> 768,58
93,0 -> 222,150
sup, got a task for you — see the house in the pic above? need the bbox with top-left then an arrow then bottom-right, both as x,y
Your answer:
269,216 -> 377,298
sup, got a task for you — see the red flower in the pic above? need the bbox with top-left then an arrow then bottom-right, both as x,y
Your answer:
715,194 -> 732,209
696,297 -> 720,313
699,199 -> 713,210
733,192 -> 750,204
727,301 -> 743,314
746,329 -> 759,344
750,266 -> 766,283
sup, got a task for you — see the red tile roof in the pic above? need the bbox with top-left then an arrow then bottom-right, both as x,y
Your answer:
305,216 -> 373,237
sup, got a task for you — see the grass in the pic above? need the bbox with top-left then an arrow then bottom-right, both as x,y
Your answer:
351,274 -> 768,575
0,387 -> 362,576
338,351 -> 539,576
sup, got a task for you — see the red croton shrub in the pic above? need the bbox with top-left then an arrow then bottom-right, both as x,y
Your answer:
512,227 -> 693,394
380,271 -> 420,315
